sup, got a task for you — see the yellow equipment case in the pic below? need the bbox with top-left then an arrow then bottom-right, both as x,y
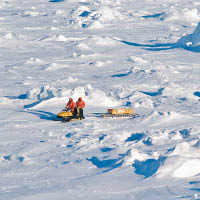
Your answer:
107,108 -> 134,115
103,108 -> 138,118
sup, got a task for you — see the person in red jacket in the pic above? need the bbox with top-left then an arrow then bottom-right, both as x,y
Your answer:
65,97 -> 75,113
74,97 -> 85,119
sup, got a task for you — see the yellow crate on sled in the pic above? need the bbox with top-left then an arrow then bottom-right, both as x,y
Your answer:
107,108 -> 134,115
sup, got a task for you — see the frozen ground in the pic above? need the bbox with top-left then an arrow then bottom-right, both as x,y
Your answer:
1,0 -> 200,199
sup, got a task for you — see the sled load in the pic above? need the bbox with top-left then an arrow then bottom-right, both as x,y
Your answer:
103,108 -> 139,118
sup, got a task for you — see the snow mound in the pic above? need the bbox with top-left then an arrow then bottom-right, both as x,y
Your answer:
0,97 -> 21,106
178,22 -> 200,47
166,8 -> 200,24
45,63 -> 69,71
71,5 -> 91,18
88,35 -> 118,46
25,58 -> 46,65
88,20 -> 104,29
89,60 -> 112,67
70,5 -> 122,28
76,42 -> 90,50
60,76 -> 79,83
68,85 -> 119,107
173,159 -> 200,178
26,85 -> 57,101
95,0 -> 121,6
143,111 -> 182,125
24,85 -> 119,108
41,34 -> 69,42
123,148 -> 151,166
3,33 -> 14,39
52,34 -> 69,42
128,56 -> 148,65
133,98 -> 154,108
93,6 -> 122,23
142,9 -> 200,26
85,88 -> 119,107
163,82 -> 197,100
18,10 -> 48,17
23,11 -> 40,17
170,142 -> 190,156
54,9 -> 65,15
157,141 -> 200,178
157,155 -> 200,178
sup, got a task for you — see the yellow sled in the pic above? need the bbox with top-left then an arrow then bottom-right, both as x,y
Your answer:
103,108 -> 139,118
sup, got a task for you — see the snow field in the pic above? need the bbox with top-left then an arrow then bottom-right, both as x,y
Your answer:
1,0 -> 200,199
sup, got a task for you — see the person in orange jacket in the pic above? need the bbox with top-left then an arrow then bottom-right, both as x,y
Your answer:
65,97 -> 75,113
74,97 -> 85,119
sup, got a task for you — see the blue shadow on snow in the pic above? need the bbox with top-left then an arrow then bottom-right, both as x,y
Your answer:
140,87 -> 164,97
87,149 -> 131,172
3,155 -> 11,161
179,129 -> 190,138
4,94 -> 27,100
24,94 -> 54,109
22,109 -> 57,121
132,156 -> 166,179
99,134 -> 107,142
190,188 -> 200,192
49,0 -> 64,2
79,11 -> 91,17
194,91 -> 200,97
143,137 -> 153,146
101,147 -> 114,152
189,181 -> 200,184
125,133 -> 145,142
112,69 -> 133,78
120,39 -> 200,53
6,94 -> 56,113
87,156 -> 124,172
142,12 -> 165,21
65,133 -> 74,138
121,40 -> 176,51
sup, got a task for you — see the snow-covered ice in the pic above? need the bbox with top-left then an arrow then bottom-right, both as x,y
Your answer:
1,0 -> 200,199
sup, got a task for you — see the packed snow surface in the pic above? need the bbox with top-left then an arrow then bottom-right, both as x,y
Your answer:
1,0 -> 200,199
